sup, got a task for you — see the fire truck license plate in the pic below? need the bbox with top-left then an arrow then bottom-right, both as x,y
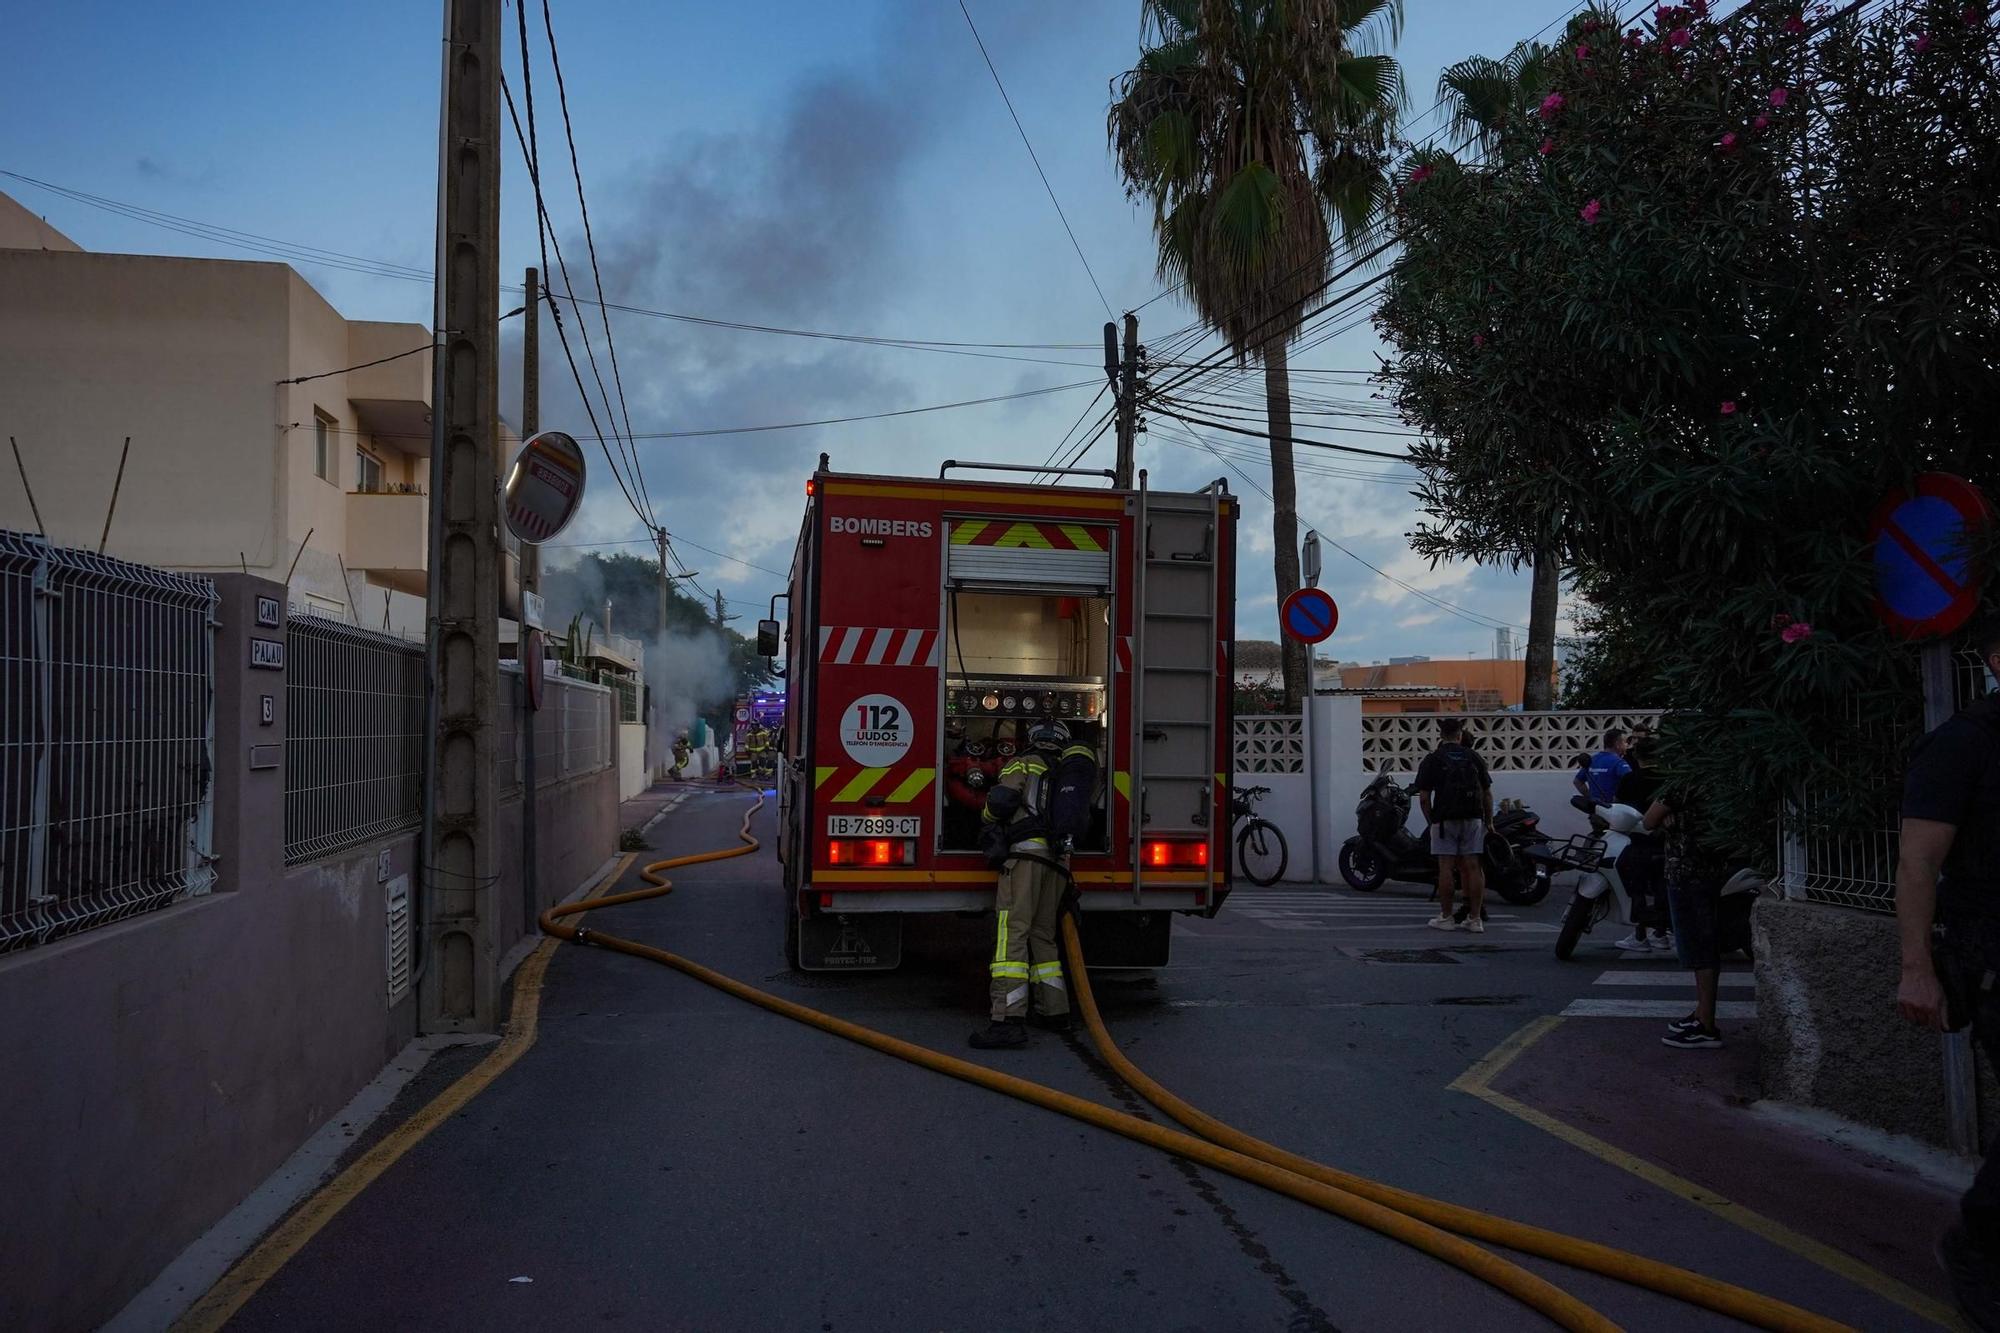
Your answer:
828,815 -> 921,837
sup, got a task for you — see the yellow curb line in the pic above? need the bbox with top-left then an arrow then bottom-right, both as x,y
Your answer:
174,852 -> 638,1332
1451,1016 -> 1964,1332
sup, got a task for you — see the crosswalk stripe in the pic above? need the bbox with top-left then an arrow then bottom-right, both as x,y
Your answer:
1592,971 -> 1755,989
1562,999 -> 1758,1019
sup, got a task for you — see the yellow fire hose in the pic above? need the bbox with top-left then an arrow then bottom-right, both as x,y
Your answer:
540,796 -> 1849,1333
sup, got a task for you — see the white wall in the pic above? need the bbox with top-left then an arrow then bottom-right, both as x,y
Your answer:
618,722 -> 648,801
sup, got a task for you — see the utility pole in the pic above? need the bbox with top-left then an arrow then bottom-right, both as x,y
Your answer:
518,265 -> 540,942
1110,313 -> 1140,487
422,0 -> 502,1033
655,527 -> 671,637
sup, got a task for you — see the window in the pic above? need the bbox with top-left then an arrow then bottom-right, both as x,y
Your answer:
313,410 -> 335,481
356,448 -> 384,493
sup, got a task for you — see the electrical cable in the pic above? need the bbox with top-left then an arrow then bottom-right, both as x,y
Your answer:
1030,382 -> 1113,483
539,0 -> 653,530
957,0 -> 1117,321
279,343 -> 432,386
1156,407 -> 1416,458
539,796 -> 1852,1333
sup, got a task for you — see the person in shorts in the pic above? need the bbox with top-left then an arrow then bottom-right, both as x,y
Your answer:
1413,717 -> 1492,934
1645,785 -> 1728,1049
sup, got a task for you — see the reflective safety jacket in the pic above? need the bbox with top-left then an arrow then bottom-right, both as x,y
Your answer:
983,749 -> 1056,851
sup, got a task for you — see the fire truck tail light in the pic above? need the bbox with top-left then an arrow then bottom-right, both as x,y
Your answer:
1143,839 -> 1209,869
826,838 -> 914,867
805,478 -> 817,496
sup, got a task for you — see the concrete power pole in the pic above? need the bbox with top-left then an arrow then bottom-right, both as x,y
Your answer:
518,266 -> 540,940
422,0 -> 503,1033
655,527 -> 671,636
1111,313 -> 1140,487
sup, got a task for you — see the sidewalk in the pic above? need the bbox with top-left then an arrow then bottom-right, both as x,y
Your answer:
1482,1014 -> 1967,1322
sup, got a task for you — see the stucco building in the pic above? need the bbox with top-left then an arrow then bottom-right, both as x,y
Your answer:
0,192 -> 436,636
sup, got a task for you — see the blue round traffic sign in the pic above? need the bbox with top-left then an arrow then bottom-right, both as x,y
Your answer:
1281,587 -> 1339,644
1869,473 -> 1991,640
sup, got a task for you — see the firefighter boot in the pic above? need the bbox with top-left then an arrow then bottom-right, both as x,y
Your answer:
970,1018 -> 1029,1049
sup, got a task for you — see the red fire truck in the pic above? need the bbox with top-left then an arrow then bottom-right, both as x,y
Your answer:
766,456 -> 1238,971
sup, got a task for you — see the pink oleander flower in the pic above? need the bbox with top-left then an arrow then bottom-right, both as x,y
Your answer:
1784,13 -> 1808,34
1914,31 -> 1934,51
1753,113 -> 1771,130
1780,622 -> 1814,643
1718,131 -> 1739,152
1409,164 -> 1433,185
1580,197 -> 1604,223
1769,86 -> 1791,106
1540,91 -> 1567,116
1720,400 -> 1738,415
1966,5 -> 1985,26
1472,333 -> 1486,348
1690,0 -> 1711,14
1667,26 -> 1692,45
1539,137 -> 1556,155
1626,30 -> 1644,46
1577,43 -> 1593,58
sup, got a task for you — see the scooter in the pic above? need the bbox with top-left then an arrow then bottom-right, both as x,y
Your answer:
1547,798 -> 1766,960
1338,775 -> 1552,905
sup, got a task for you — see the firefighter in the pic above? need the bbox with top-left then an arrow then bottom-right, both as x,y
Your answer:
670,731 -> 691,781
971,719 -> 1084,1049
744,722 -> 770,779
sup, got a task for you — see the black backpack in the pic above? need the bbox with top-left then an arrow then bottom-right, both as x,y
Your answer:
1044,747 -> 1099,843
1430,745 -> 1483,821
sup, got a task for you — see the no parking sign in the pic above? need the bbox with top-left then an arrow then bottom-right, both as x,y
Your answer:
1870,473 -> 1992,639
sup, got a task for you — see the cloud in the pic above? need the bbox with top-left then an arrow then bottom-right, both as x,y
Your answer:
1396,610 -> 1444,629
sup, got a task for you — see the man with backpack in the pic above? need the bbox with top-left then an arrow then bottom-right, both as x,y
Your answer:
1413,717 -> 1493,934
970,719 -> 1099,1049
1893,615 -> 2000,1326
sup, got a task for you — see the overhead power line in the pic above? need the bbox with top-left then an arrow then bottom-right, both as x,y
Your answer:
1155,407 -> 1418,457
957,0 -> 1117,321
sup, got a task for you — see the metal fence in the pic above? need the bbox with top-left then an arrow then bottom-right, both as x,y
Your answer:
1781,649 -> 1993,912
496,665 -> 615,795
284,614 -> 426,865
1,531 -> 218,952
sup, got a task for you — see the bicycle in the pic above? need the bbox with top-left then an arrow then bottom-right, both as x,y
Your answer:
1231,785 -> 1289,887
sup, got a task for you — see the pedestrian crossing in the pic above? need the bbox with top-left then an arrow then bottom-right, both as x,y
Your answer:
1220,889 -> 1557,940
1562,968 -> 1757,1020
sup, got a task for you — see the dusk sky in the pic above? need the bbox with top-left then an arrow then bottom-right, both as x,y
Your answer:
1,0 -> 1578,663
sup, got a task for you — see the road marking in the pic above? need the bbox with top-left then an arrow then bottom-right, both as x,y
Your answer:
1450,1017 -> 1960,1330
1591,971 -> 1756,988
1561,998 -> 1759,1019
172,853 -> 639,1333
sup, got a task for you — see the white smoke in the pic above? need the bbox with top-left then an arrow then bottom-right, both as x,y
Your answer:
644,630 -> 738,768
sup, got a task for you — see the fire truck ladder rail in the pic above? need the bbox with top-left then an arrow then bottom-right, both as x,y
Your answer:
537,796 -> 1849,1333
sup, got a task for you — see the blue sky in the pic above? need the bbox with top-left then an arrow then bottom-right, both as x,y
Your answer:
1,0 -> 1574,663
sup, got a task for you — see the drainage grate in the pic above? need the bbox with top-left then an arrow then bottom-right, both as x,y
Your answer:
1356,948 -> 1461,965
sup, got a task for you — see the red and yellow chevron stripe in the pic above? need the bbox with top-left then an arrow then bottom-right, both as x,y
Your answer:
814,764 -> 937,805
948,519 -> 1108,552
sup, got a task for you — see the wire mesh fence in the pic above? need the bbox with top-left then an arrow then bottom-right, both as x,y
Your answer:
1,532 -> 218,953
283,614 -> 425,865
1780,647 -> 1993,912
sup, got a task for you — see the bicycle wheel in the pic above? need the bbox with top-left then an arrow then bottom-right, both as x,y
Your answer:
1236,819 -> 1289,886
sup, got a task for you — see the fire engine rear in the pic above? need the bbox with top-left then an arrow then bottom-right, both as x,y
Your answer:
769,457 -> 1238,971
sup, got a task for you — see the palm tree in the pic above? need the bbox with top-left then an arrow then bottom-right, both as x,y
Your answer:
1435,39 -> 1563,710
1110,0 -> 1403,709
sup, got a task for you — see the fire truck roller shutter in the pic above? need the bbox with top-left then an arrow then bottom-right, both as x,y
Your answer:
948,519 -> 1112,589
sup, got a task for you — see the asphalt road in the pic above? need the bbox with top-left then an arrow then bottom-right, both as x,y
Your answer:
226,789 -> 1939,1332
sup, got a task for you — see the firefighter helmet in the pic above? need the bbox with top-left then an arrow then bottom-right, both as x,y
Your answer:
1027,719 -> 1070,750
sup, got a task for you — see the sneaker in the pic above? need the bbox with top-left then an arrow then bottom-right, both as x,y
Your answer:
1426,915 -> 1459,931
1650,932 -> 1677,952
1938,1223 -> 2000,1331
1615,933 -> 1647,951
969,1019 -> 1029,1049
1665,1014 -> 1703,1036
1464,917 -> 1485,934
1660,1024 -> 1723,1050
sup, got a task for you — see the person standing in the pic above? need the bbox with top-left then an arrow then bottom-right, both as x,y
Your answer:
1893,616 -> 2000,1327
970,720 -> 1080,1049
1649,784 -> 1729,1049
1413,718 -> 1493,934
1575,729 -> 1633,806
1615,739 -> 1671,952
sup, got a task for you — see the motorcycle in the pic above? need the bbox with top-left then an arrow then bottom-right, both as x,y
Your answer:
1546,798 -> 1767,960
1337,775 -> 1553,905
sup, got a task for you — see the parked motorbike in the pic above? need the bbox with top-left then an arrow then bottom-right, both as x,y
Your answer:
1546,798 -> 1766,960
1337,775 -> 1552,905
